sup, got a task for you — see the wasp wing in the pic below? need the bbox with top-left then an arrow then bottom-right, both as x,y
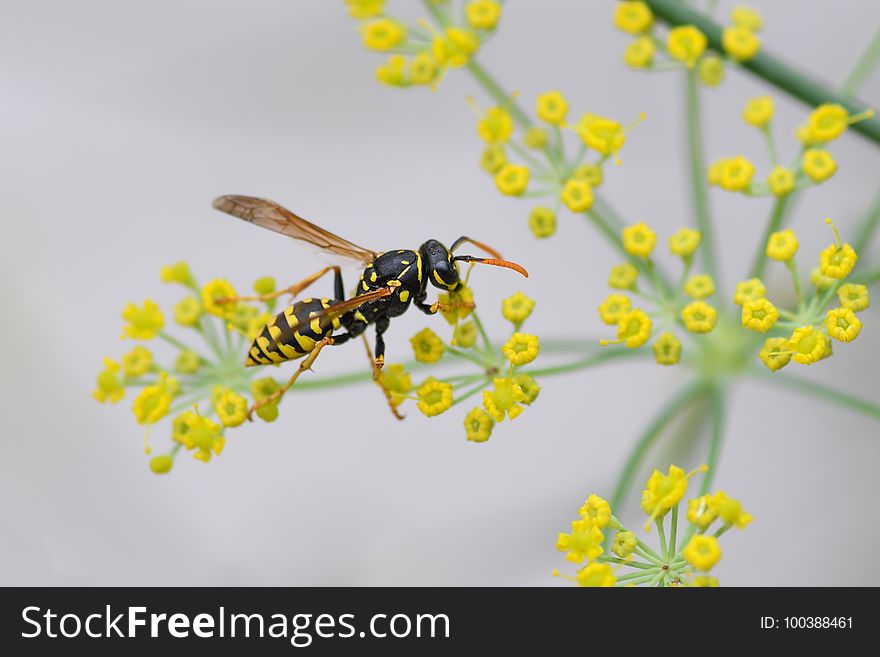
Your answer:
212,195 -> 379,266
307,287 -> 394,330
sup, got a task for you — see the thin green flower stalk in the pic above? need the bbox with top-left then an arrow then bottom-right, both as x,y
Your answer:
554,465 -> 750,587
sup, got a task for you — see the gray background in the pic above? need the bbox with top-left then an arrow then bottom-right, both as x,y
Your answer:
1,0 -> 878,586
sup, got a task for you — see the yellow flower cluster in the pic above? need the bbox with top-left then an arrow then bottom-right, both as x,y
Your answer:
741,220 -> 867,372
554,465 -> 749,587
344,0 -> 503,89
613,3 -> 762,79
600,223 -> 718,364
473,90 -> 641,238
710,101 -> 873,198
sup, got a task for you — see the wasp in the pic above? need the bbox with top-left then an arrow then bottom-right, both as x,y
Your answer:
212,195 -> 528,420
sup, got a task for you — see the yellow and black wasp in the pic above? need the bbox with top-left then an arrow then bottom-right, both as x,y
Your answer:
212,195 -> 528,420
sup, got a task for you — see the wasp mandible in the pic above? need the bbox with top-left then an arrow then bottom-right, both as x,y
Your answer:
212,195 -> 528,420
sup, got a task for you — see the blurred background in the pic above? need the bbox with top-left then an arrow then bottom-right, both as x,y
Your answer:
1,0 -> 878,586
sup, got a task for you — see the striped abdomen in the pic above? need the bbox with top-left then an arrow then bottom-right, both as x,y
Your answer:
245,298 -> 342,367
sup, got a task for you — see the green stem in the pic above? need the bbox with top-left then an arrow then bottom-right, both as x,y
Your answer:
853,188 -> 880,254
609,381 -> 708,511
450,379 -> 490,407
842,26 -> 880,95
463,57 -> 533,130
749,368 -> 880,420
655,518 -> 668,556
749,195 -> 792,279
523,345 -> 648,378
643,0 -> 880,145
699,386 -> 726,496
598,556 -> 655,570
668,504 -> 679,561
470,310 -> 496,360
854,265 -> 880,286
684,68 -> 718,285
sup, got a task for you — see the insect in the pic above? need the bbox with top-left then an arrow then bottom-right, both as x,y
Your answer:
211,195 -> 528,420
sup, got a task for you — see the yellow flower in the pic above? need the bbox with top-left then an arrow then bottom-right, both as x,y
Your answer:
409,52 -> 437,85
603,309 -> 652,348
819,243 -> 858,280
681,301 -> 718,334
613,1 -> 653,34
611,531 -> 637,559
641,465 -> 703,527
202,279 -> 237,319
622,222 -> 656,257
528,206 -> 556,238
710,491 -> 753,529
575,563 -> 616,587
375,55 -> 407,86
722,25 -> 760,61
572,162 -> 604,187
379,364 -> 412,407
579,495 -> 611,529
682,535 -> 722,571
766,166 -> 796,197
502,332 -> 539,366
514,373 -> 541,405
160,261 -> 193,286
556,519 -> 604,563
741,298 -> 778,332
249,378 -> 280,422
669,228 -> 701,258
132,375 -> 174,425
731,5 -> 763,31
172,296 -> 202,328
464,407 -> 494,443
93,357 -> 125,404
432,27 -> 479,68
344,0 -> 384,20
807,103 -> 850,143
575,113 -> 632,159
788,326 -> 827,365
759,337 -> 791,372
691,575 -> 719,587
802,148 -> 837,183
684,274 -> 715,299
452,321 -> 478,348
215,390 -> 248,428
560,178 -> 594,212
477,106 -> 514,144
438,284 -> 474,324
742,96 -> 774,128
733,278 -> 766,305
536,90 -> 569,125
362,18 -> 406,52
121,345 -> 153,378
465,0 -> 502,30
686,495 -> 718,531
121,299 -> 165,340
838,283 -> 869,312
523,126 -> 548,149
810,267 -> 836,290
180,410 -> 225,463
481,145 -> 507,173
483,377 -> 525,422
416,378 -> 453,417
698,54 -> 725,86
608,263 -> 639,290
410,327 -> 445,363
825,307 -> 862,343
667,25 -> 707,67
765,229 -> 798,261
598,294 -> 632,325
502,291 -> 536,324
652,331 -> 682,365
174,350 -> 200,374
494,164 -> 530,196
624,36 -> 655,68
716,156 -> 755,192
149,455 -> 173,475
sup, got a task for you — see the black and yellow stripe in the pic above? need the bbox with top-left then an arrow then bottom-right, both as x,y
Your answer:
245,298 -> 342,367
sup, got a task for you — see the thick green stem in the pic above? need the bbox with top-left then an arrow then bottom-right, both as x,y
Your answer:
642,0 -> 880,145
749,369 -> 880,420
609,381 -> 708,512
749,195 -> 792,279
684,69 -> 719,285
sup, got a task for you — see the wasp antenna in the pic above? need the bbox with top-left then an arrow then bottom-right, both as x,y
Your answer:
454,255 -> 529,278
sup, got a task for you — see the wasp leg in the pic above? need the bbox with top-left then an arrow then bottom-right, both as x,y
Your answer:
217,266 -> 342,305
413,293 -> 466,316
247,335 -> 334,421
372,316 -> 390,376
361,334 -> 404,421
